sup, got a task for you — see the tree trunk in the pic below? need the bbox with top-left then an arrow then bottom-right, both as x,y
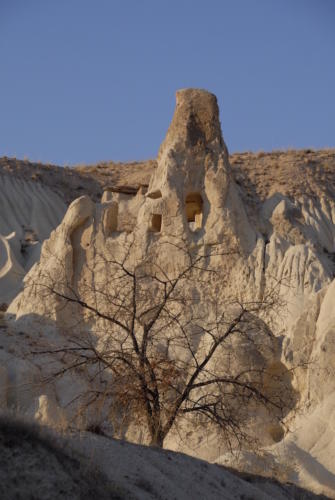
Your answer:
150,428 -> 165,448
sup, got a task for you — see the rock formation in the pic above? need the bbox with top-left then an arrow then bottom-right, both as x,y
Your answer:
0,174 -> 67,304
1,89 -> 335,496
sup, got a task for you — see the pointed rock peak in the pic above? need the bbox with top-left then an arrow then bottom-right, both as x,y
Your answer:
159,88 -> 224,157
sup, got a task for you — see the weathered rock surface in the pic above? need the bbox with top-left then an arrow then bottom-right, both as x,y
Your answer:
1,416 -> 329,500
1,89 -> 335,496
0,175 -> 67,303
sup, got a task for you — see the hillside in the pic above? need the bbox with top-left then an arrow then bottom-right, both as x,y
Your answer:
2,149 -> 335,206
1,148 -> 335,306
0,415 -> 329,500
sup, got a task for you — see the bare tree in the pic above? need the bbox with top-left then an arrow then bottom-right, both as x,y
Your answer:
31,240 -> 296,449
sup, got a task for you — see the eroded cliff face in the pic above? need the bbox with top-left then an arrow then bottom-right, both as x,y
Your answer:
9,89 -> 256,319
1,89 -> 335,495
0,176 -> 67,304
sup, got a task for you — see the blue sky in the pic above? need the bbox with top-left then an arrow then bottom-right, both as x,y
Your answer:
0,0 -> 334,165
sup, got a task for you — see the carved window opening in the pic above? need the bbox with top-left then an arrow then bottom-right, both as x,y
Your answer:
185,192 -> 203,231
103,203 -> 118,236
150,214 -> 162,233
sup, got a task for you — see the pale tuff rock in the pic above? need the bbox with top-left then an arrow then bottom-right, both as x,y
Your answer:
0,233 -> 25,304
0,175 -> 66,303
34,394 -> 67,429
143,88 -> 255,250
2,89 -> 335,496
7,91 -> 287,448
9,89 -> 258,321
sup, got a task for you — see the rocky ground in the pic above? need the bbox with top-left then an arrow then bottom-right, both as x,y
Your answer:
0,415 -> 330,500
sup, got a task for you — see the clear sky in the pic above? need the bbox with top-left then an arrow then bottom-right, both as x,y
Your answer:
1,0 -> 334,165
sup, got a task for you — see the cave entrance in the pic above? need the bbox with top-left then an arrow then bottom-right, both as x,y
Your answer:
185,192 -> 203,231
